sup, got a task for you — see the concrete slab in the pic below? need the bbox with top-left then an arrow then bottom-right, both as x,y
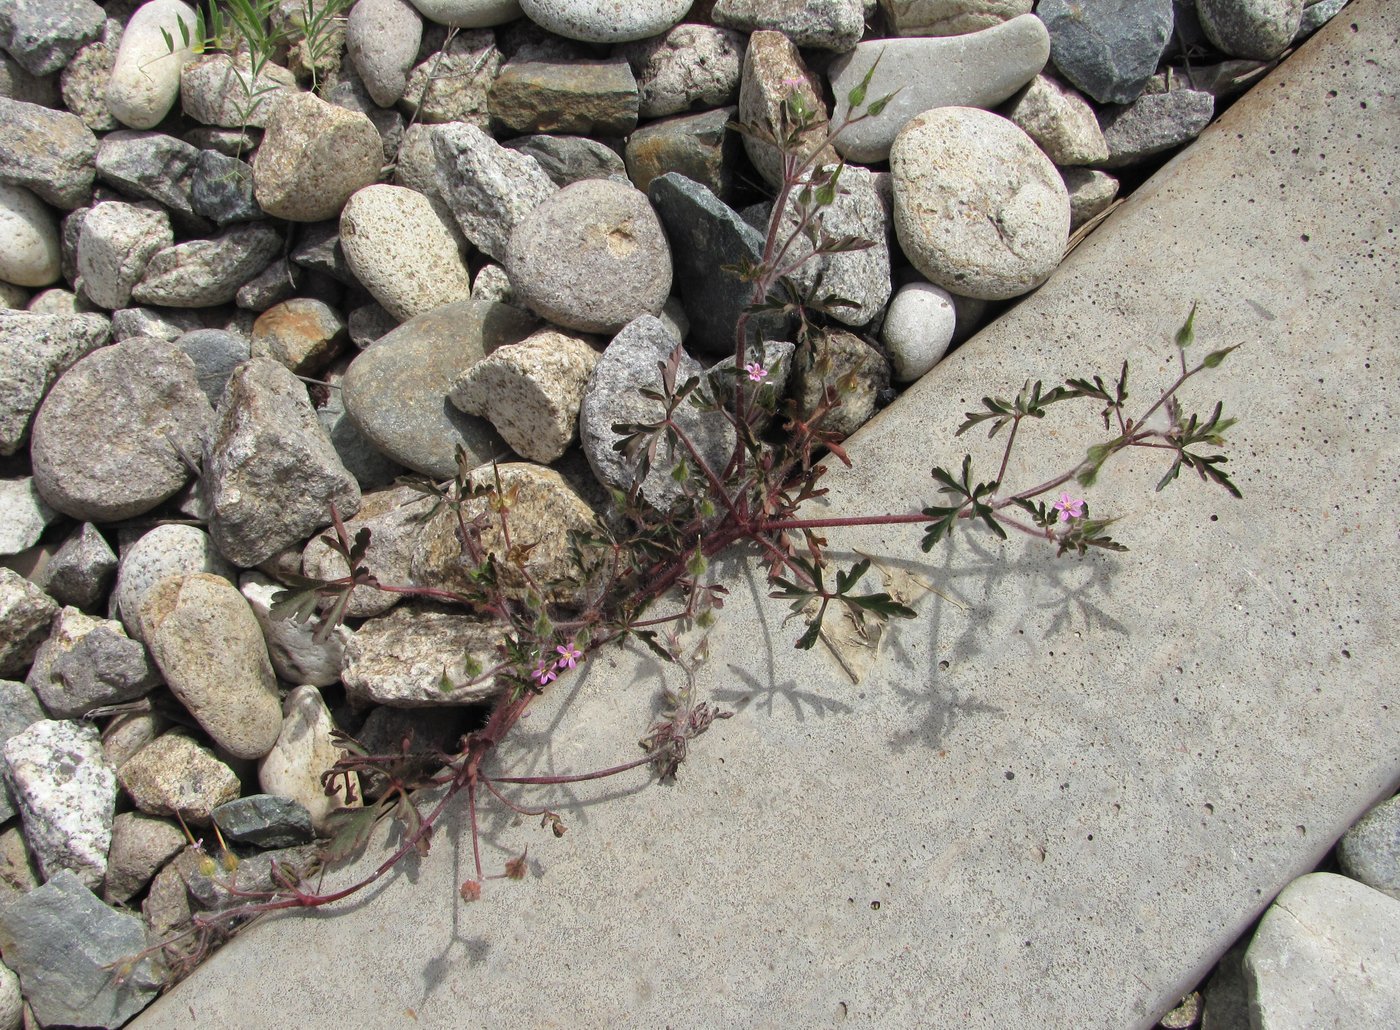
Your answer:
135,4 -> 1400,1027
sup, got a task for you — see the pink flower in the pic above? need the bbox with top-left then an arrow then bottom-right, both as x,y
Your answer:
780,75 -> 806,91
555,641 -> 582,669
1052,492 -> 1086,523
531,659 -> 557,686
744,361 -> 768,383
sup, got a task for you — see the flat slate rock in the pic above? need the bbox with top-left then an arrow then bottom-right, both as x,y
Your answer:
0,870 -> 162,1029
827,15 -> 1051,163
646,172 -> 785,355
133,6 -> 1400,1028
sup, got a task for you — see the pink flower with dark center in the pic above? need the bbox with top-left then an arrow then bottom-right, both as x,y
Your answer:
1053,492 -> 1086,523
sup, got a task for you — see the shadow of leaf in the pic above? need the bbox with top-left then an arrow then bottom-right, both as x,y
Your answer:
712,663 -> 856,721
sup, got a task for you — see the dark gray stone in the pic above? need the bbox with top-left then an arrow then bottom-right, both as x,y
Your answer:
1200,941 -> 1249,1030
175,328 -> 252,406
1338,794 -> 1400,900
0,96 -> 97,209
30,337 -> 214,522
109,305 -> 210,343
290,220 -> 358,285
1038,0 -> 1175,104
235,257 -> 303,312
1098,89 -> 1216,168
1170,0 -> 1210,53
94,130 -> 211,233
0,869 -> 162,1028
578,314 -> 735,510
646,172 -> 786,355
182,126 -> 254,158
34,522 -> 118,610
1164,59 -> 1275,100
341,299 -> 538,479
354,705 -> 470,799
0,0 -> 104,77
212,794 -> 315,848
171,842 -> 320,913
317,387 -> 407,491
45,626 -> 160,718
204,357 -> 361,568
191,150 -> 262,225
0,49 -> 61,107
504,133 -> 628,186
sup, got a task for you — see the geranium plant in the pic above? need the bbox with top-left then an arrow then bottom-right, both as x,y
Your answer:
128,64 -> 1241,983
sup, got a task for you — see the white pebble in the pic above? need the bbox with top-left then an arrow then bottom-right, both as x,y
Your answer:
882,281 -> 957,383
106,0 -> 199,130
0,185 -> 60,288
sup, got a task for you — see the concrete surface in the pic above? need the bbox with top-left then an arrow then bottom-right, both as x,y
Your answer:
135,3 -> 1400,1027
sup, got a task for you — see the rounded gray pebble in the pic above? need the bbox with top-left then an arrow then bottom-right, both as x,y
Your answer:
30,338 -> 214,522
505,179 -> 671,334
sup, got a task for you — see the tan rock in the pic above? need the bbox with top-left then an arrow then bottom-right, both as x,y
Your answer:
341,604 -> 504,707
138,573 -> 282,760
257,686 -> 359,833
252,93 -> 382,222
251,298 -> 347,376
489,57 -> 639,136
738,31 -> 837,190
119,732 -> 241,825
450,328 -> 600,463
411,463 -> 602,606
